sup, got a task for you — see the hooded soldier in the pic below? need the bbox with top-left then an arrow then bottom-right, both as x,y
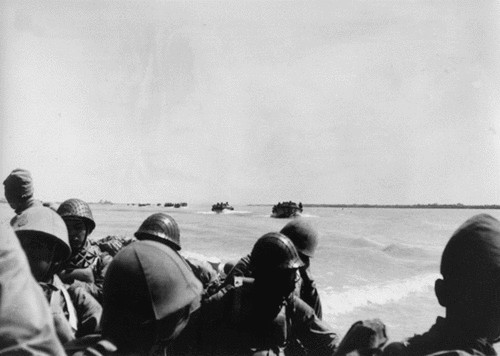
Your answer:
134,213 -> 220,296
57,198 -> 112,302
195,232 -> 337,356
12,206 -> 102,344
0,224 -> 65,355
221,218 -> 323,318
3,168 -> 42,224
383,214 -> 500,356
65,240 -> 203,356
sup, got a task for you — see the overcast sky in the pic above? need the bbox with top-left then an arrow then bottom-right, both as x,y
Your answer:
1,1 -> 499,205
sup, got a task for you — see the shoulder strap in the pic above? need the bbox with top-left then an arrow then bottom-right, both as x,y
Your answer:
53,276 -> 79,332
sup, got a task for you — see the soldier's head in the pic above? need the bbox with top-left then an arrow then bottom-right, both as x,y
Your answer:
134,213 -> 181,251
251,232 -> 303,298
280,218 -> 319,268
435,214 -> 500,341
12,207 -> 71,282
101,240 -> 202,353
3,168 -> 34,212
57,198 -> 95,253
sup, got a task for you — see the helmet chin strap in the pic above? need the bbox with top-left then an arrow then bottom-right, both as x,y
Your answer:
70,231 -> 89,256
41,244 -> 59,283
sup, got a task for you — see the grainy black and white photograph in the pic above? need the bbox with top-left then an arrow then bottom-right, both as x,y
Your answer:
1,1 -> 500,355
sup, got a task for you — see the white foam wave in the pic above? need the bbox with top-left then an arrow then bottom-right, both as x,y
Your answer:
321,273 -> 439,316
222,210 -> 252,214
196,210 -> 251,215
298,213 -> 319,218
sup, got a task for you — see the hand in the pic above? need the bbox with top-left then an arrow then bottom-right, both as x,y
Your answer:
59,267 -> 95,284
299,267 -> 314,284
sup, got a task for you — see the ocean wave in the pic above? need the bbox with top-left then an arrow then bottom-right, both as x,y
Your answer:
342,237 -> 384,249
382,243 -> 435,259
320,273 -> 439,316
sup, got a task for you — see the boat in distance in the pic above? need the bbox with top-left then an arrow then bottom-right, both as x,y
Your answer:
212,202 -> 234,213
271,201 -> 303,218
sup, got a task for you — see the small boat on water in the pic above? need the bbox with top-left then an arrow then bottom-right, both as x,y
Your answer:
212,202 -> 234,213
271,201 -> 303,218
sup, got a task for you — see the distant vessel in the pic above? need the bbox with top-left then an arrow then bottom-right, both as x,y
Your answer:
212,202 -> 234,213
174,203 -> 181,208
271,201 -> 303,218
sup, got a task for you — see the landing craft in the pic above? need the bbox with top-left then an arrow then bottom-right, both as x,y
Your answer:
271,201 -> 303,218
212,202 -> 234,213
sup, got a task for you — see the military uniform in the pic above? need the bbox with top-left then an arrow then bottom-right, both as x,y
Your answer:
57,198 -> 112,302
0,224 -> 65,355
65,336 -> 117,356
382,317 -> 497,356
222,253 -> 323,319
191,282 -> 337,356
59,239 -> 112,302
40,274 -> 102,344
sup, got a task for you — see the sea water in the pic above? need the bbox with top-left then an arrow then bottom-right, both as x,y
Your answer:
3,203 -> 500,346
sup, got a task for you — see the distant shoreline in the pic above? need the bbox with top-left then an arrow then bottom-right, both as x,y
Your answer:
249,204 -> 500,209
1,201 -> 498,210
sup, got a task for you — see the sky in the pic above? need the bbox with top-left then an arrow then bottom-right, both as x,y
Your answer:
1,0 -> 499,205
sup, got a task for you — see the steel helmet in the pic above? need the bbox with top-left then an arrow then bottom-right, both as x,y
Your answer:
12,206 -> 72,263
57,198 -> 96,234
250,232 -> 304,272
441,214 -> 500,279
101,240 -> 202,347
134,213 -> 181,250
280,218 -> 319,258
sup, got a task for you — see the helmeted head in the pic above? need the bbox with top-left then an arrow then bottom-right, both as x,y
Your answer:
435,214 -> 500,341
3,168 -> 34,212
251,232 -> 303,298
12,206 -> 71,281
101,240 -> 202,353
57,198 -> 95,252
134,213 -> 181,251
280,218 -> 319,265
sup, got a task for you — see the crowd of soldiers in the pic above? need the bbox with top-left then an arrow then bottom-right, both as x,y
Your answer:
1,168 -> 500,356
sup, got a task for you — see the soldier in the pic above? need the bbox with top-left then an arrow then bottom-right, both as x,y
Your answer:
195,232 -> 337,356
65,240 -> 203,355
0,223 -> 65,355
3,168 -> 42,224
57,198 -> 111,302
134,213 -> 220,296
383,214 -> 500,356
222,218 -> 323,318
12,206 -> 102,344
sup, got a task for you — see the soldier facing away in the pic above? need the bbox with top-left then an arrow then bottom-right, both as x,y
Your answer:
383,214 -> 500,356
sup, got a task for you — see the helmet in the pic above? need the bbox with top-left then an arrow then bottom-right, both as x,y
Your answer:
441,214 -> 500,279
280,219 -> 319,258
57,198 -> 96,234
250,232 -> 304,272
134,213 -> 181,250
12,206 -> 72,262
101,240 -> 202,347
